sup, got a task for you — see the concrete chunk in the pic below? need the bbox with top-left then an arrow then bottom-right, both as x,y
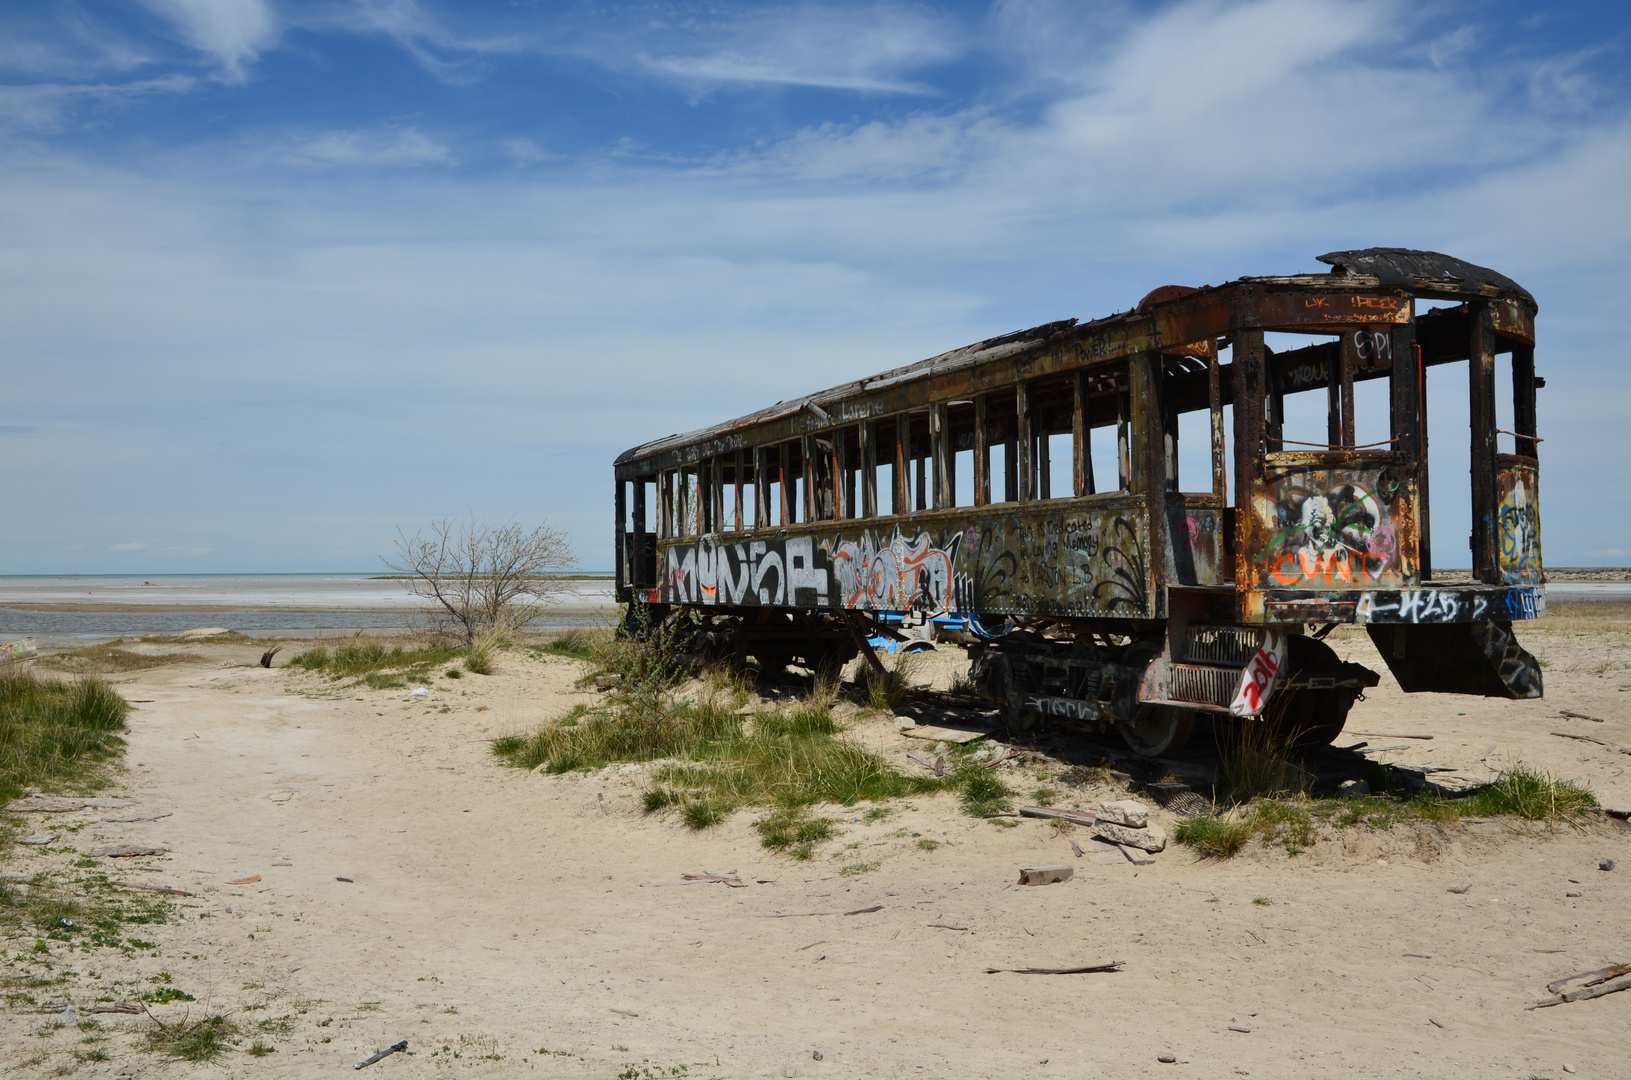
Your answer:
1018,865 -> 1074,885
1097,800 -> 1149,828
1094,821 -> 1167,853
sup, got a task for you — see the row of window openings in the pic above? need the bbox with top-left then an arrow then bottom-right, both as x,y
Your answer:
640,382 -> 1158,538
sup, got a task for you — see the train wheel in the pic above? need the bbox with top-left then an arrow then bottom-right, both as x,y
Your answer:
1120,705 -> 1195,758
1273,636 -> 1352,751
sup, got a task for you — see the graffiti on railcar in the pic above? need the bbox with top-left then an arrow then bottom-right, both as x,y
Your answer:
1497,465 -> 1542,585
830,529 -> 962,616
1256,467 -> 1406,589
659,506 -> 1155,619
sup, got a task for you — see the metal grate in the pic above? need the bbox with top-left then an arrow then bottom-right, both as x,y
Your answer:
1168,663 -> 1239,709
1183,625 -> 1261,667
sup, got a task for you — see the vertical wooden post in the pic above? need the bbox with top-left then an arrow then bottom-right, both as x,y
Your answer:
803,435 -> 818,523
1389,319 -> 1423,580
1017,383 -> 1035,501
632,478 -> 648,589
1327,344 -> 1343,449
1339,330 -> 1359,448
894,415 -> 909,515
1116,383 -> 1129,492
1513,343 -> 1538,459
753,448 -> 769,530
1004,398 -> 1019,502
931,403 -> 949,509
833,429 -> 848,520
614,478 -> 627,594
733,451 -> 744,531
1209,351 -> 1226,498
1073,373 -> 1087,497
1469,305 -> 1499,584
974,395 -> 990,505
861,421 -> 877,518
777,446 -> 790,526
1233,326 -> 1267,590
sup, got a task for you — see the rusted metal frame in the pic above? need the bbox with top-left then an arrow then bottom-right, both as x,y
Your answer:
931,403 -> 950,509
614,479 -> 628,594
1416,348 -> 1432,580
1469,304 -> 1500,584
860,421 -> 877,518
973,395 -> 990,506
1160,364 -> 1180,492
656,469 -> 671,540
1512,342 -> 1538,459
1115,383 -> 1130,492
1004,398 -> 1020,501
833,428 -> 849,520
1208,350 -> 1226,497
893,413 -> 909,515
1326,341 -> 1343,448
1017,382 -> 1036,501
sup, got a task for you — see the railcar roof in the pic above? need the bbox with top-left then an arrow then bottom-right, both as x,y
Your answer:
614,248 -> 1529,466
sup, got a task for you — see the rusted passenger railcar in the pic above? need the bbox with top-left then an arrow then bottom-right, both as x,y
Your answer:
613,249 -> 1545,756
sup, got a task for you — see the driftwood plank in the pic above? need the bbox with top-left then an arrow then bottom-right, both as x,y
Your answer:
1547,962 -> 1631,996
985,961 -> 1123,975
1019,806 -> 1098,826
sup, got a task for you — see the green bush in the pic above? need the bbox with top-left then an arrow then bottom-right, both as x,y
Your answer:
0,668 -> 129,802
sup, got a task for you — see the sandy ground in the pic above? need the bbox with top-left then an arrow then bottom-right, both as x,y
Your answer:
4,615 -> 1631,1079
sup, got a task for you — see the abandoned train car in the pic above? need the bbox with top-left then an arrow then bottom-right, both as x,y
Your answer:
613,248 -> 1545,756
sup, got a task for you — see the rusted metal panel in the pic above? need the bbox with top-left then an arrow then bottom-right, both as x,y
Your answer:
654,501 -> 1158,621
1469,304 -> 1501,584
1497,457 -> 1542,585
1165,499 -> 1227,586
1315,248 -> 1536,309
1258,290 -> 1411,328
1490,299 -> 1535,344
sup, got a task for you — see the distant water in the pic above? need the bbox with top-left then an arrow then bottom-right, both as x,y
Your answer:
0,574 -> 618,641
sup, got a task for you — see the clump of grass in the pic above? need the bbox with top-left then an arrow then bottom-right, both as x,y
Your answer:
1218,705 -> 1307,802
464,640 -> 495,675
247,1041 -> 276,1056
291,639 -> 463,684
1173,814 -> 1253,858
1466,766 -> 1596,820
42,644 -> 202,674
146,1014 -> 239,1062
542,628 -> 604,659
952,765 -> 1013,818
0,667 -> 129,803
756,808 -> 837,859
857,651 -> 923,713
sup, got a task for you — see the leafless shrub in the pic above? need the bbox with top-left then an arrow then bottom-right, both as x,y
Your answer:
385,517 -> 575,646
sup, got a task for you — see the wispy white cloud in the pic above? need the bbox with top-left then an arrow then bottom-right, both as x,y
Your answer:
140,0 -> 277,83
0,75 -> 195,132
628,4 -> 963,95
276,126 -> 452,167
108,542 -> 147,552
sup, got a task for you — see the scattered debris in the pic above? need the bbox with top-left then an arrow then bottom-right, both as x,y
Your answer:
1559,710 -> 1605,723
103,811 -> 172,822
336,876 -> 354,883
984,960 -> 1122,975
112,881 -> 191,896
409,687 -> 428,697
87,1003 -> 142,1015
354,1040 -> 408,1069
1117,845 -> 1156,866
593,674 -> 621,691
177,627 -> 230,639
1097,800 -> 1149,828
88,845 -> 167,858
811,1051 -> 823,1061
1018,865 -> 1073,886
928,924 -> 969,931
1093,820 -> 1166,853
1476,745 -> 1498,763
1338,780 -> 1370,798
1547,964 -> 1631,996
1349,732 -> 1433,740
1019,806 -> 1098,827
3,637 -> 39,663
1552,731 -> 1631,755
1227,1025 -> 1251,1034
6,796 -> 87,813
1070,840 -> 1085,858
1158,1054 -> 1177,1063
227,875 -> 261,885
1527,974 -> 1631,1010
1601,859 -> 1616,872
844,905 -> 883,915
897,722 -> 988,744
1447,884 -> 1472,894
18,834 -> 56,845
56,1004 -> 78,1027
609,1009 -> 639,1018
1427,1018 -> 1446,1030
905,752 -> 946,776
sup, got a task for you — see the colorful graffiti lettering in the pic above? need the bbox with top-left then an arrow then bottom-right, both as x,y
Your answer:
1497,470 -> 1541,585
829,529 -> 961,615
1229,631 -> 1285,717
665,535 -> 829,607
1258,469 -> 1404,588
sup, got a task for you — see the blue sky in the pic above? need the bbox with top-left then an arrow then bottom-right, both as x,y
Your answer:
2,0 -> 1630,573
